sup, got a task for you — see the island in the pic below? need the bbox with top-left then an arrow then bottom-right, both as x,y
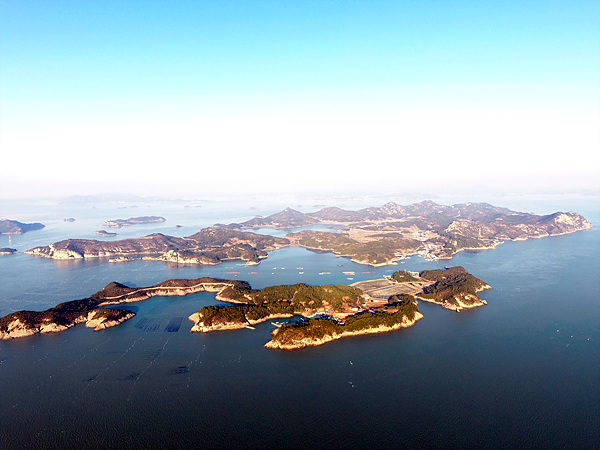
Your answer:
96,230 -> 118,237
0,219 -> 45,235
0,248 -> 18,255
24,201 -> 591,266
186,266 -> 490,349
0,277 -> 243,340
101,216 -> 166,228
0,267 -> 490,348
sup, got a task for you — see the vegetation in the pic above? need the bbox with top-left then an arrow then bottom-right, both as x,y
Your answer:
196,283 -> 364,327
419,266 -> 488,302
290,230 -> 421,265
391,270 -> 419,283
269,296 -> 420,347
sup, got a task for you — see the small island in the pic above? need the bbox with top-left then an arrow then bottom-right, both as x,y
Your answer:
101,216 -> 166,228
96,230 -> 118,237
0,248 -> 18,255
0,219 -> 45,235
0,268 -> 490,348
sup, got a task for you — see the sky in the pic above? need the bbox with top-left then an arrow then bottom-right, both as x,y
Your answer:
1,0 -> 599,200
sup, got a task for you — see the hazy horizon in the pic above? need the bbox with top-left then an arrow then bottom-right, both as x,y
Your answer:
1,1 -> 599,200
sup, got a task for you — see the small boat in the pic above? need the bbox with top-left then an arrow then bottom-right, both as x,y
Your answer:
319,272 -> 331,275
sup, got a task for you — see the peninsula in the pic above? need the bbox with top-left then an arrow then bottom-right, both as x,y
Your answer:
0,267 -> 490,348
0,277 -> 244,340
24,201 -> 591,266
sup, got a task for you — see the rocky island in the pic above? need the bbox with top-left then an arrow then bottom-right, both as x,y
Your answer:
0,219 -> 45,235
0,248 -> 18,255
24,201 -> 591,267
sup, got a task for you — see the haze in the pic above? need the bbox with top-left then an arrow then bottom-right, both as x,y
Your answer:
1,1 -> 598,200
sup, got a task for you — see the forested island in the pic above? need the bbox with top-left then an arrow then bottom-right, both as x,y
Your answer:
0,267 -> 490,347
25,201 -> 591,266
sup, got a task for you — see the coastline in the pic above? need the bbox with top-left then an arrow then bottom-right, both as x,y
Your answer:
264,311 -> 424,350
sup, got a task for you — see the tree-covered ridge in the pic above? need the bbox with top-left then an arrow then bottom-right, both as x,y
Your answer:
196,283 -> 365,328
391,270 -> 419,283
417,266 -> 490,310
419,266 -> 488,297
266,295 -> 420,349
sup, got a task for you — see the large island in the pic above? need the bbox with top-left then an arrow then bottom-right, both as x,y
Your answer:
24,201 -> 591,266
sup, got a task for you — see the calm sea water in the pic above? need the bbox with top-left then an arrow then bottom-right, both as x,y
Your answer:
0,197 -> 598,449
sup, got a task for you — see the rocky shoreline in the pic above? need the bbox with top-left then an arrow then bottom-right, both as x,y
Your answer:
264,312 -> 424,350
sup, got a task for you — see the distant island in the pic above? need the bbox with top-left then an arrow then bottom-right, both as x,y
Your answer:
101,216 -> 166,228
0,267 -> 491,350
0,219 -> 45,235
0,248 -> 18,255
96,230 -> 118,237
24,201 -> 591,266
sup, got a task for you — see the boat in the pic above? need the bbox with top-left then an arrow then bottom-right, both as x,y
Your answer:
319,272 -> 331,275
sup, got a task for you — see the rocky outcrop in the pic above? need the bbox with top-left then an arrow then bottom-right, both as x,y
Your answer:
85,309 -> 136,331
0,248 -> 17,255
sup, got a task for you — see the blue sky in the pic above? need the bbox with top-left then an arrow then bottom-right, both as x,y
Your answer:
1,1 -> 599,198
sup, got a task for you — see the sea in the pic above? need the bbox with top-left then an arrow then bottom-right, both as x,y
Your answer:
1,195 -> 598,449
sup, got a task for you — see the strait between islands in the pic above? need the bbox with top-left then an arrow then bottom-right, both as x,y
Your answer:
0,267 -> 489,349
